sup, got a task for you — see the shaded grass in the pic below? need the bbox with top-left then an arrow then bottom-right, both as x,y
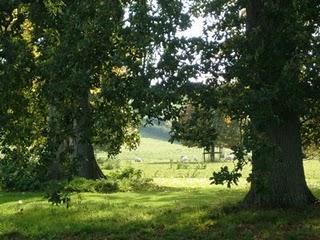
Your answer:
1,186 -> 320,238
1,188 -> 320,239
0,189 -> 243,239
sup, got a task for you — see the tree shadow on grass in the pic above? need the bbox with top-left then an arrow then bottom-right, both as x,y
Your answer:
3,204 -> 320,240
0,192 -> 41,205
1,189 -> 320,240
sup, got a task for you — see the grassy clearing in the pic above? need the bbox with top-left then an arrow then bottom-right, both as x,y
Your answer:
0,190 -> 243,240
97,137 -> 319,188
97,137 -> 237,179
1,138 -> 320,239
1,188 -> 320,240
97,137 -> 205,164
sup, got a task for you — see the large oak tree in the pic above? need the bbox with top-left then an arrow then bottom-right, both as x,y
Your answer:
195,0 -> 320,207
0,0 -> 194,184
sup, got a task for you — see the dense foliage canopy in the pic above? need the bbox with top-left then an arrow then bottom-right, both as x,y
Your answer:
1,0 -> 320,208
0,0 -> 195,187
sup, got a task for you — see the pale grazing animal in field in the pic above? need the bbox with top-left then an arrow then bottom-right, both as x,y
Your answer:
134,156 -> 143,162
180,155 -> 189,162
225,153 -> 235,161
239,8 -> 247,19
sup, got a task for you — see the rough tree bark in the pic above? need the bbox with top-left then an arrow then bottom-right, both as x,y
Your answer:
72,89 -> 105,179
47,105 -> 63,180
243,114 -> 316,207
210,144 -> 215,162
47,89 -> 104,180
242,0 -> 317,207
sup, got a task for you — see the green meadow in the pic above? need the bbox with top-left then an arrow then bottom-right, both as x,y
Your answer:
1,137 -> 320,240
97,137 -> 236,179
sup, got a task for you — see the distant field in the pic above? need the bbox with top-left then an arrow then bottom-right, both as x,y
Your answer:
97,137 -> 205,163
96,137 -> 320,189
96,137 -> 237,180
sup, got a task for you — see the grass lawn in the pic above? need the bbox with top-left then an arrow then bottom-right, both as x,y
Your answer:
96,137 -> 206,164
1,187 -> 320,240
1,138 -> 320,240
96,137 -> 236,179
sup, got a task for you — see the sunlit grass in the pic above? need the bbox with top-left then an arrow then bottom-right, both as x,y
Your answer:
96,137 -> 205,164
1,137 -> 320,239
0,190 -> 245,239
1,187 -> 320,239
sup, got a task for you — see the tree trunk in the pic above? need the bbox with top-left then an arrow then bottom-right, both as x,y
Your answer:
241,0 -> 317,208
73,89 -> 104,179
243,115 -> 316,208
47,104 -> 63,180
210,145 -> 215,162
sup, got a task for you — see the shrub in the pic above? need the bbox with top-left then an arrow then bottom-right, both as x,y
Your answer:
110,167 -> 143,180
45,181 -> 71,208
0,149 -> 42,191
43,168 -> 154,202
64,168 -> 154,193
94,179 -> 119,193
65,177 -> 119,193
102,158 -> 120,170
110,167 -> 154,191
125,177 -> 153,191
65,178 -> 97,192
